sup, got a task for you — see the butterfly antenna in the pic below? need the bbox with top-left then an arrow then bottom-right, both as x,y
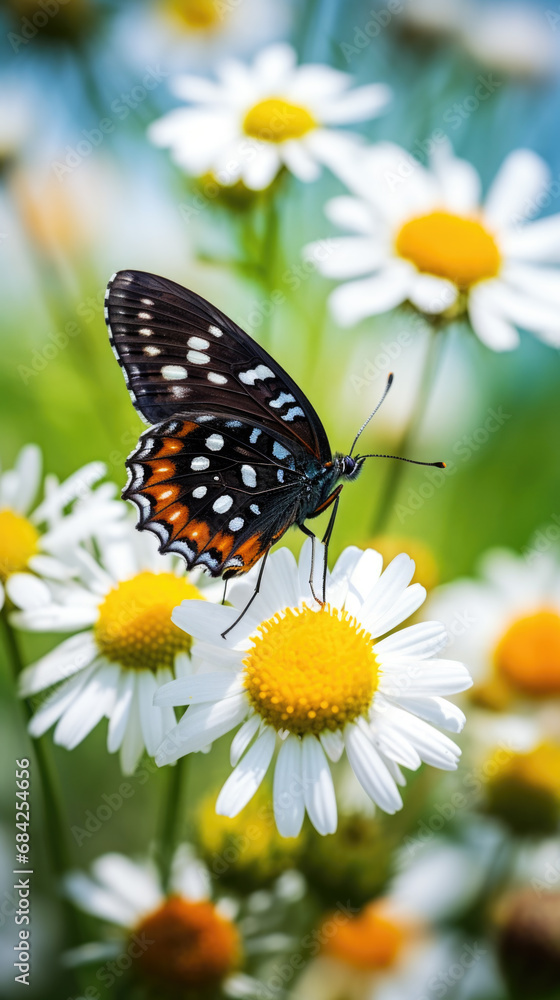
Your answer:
358,454 -> 446,468
349,373 -> 394,457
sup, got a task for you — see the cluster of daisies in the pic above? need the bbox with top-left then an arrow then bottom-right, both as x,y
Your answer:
149,42 -> 560,353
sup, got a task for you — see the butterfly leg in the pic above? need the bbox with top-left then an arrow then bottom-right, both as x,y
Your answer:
221,548 -> 270,640
321,492 -> 341,602
221,579 -> 229,606
299,523 -> 323,606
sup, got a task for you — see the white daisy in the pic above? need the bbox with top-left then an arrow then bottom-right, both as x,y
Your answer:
64,847 -> 258,997
148,43 -> 391,191
305,139 -> 560,350
427,548 -> 560,704
14,519 -> 213,774
0,444 -> 123,612
155,542 -> 472,836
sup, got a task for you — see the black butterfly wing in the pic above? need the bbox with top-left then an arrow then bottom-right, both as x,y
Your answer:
125,414 -> 318,576
105,269 -> 331,463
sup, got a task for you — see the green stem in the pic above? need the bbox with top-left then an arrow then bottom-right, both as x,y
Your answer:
369,325 -> 447,535
157,754 -> 188,894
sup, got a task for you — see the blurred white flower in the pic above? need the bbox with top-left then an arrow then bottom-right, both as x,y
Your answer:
154,541 -> 471,837
427,548 -> 560,703
306,140 -> 560,350
14,520 -> 215,774
0,445 -> 122,612
149,43 -> 390,191
65,847 -> 258,997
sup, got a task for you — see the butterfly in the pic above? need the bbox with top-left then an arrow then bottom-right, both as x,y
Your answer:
105,270 -> 443,630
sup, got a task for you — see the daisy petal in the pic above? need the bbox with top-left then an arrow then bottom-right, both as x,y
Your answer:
345,723 -> 403,813
27,664 -> 98,738
91,854 -> 161,915
154,672 -> 243,707
155,694 -> 248,764
372,620 -> 448,658
273,735 -> 305,837
484,149 -> 549,229
53,663 -> 119,750
230,714 -> 260,767
19,631 -> 98,696
216,727 -> 276,817
329,262 -> 414,326
391,694 -> 466,733
107,670 -> 135,753
301,737 -> 337,835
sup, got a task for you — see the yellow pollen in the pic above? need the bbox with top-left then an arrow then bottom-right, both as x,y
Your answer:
164,0 -> 223,29
134,896 -> 240,988
243,98 -> 317,143
322,902 -> 406,971
494,610 -> 560,696
395,211 -> 501,287
242,604 -> 379,736
94,571 -> 202,671
0,509 -> 40,580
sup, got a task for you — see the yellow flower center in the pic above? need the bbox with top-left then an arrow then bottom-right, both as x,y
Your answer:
0,509 -> 40,580
134,896 -> 240,988
164,0 -> 223,29
322,902 -> 405,970
94,571 -> 202,671
243,98 -> 317,143
243,605 -> 379,736
494,610 -> 560,696
395,211 -> 501,287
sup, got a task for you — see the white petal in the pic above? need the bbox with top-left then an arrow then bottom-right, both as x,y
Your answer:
408,273 -> 458,314
53,663 -> 119,750
107,670 -> 135,753
230,714 -> 260,766
301,737 -> 337,835
484,149 -> 549,229
137,671 -> 163,756
304,236 -> 386,279
172,600 -> 245,647
358,554 -> 416,630
216,727 -> 276,817
241,144 -> 281,191
325,195 -> 375,235
297,537 -> 325,604
501,263 -> 560,308
27,664 -> 98,738
154,672 -> 243,707
345,723 -> 403,813
31,461 -> 106,524
120,682 -> 145,775
10,602 -> 98,633
468,282 -> 520,351
430,140 -> 482,213
65,872 -> 138,927
320,84 -> 391,123
91,854 -> 161,916
273,736 -> 305,837
155,694 -> 248,764
479,280 -> 560,345
19,631 -> 98,696
281,141 -> 320,183
253,43 -> 296,84
170,74 -> 225,104
319,729 -> 345,763
374,620 -> 448,659
390,695 -> 466,733
365,582 -> 426,636
344,549 -> 384,616
501,214 -> 560,263
5,572 -> 51,610
380,704 -> 461,770
329,262 -> 413,326
27,553 -> 75,580
371,717 -> 422,770
378,658 -> 472,696
8,444 -> 42,514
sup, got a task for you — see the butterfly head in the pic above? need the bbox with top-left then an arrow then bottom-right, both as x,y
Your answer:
338,454 -> 366,481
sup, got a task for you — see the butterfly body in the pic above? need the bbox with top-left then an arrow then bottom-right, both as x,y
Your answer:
105,270 -> 365,579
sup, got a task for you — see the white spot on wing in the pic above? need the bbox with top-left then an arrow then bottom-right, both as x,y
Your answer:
213,494 -> 233,514
172,386 -> 188,399
144,345 -> 160,356
141,298 -> 154,306
207,372 -> 227,385
188,336 -> 210,350
159,489 -> 174,500
282,406 -> 305,421
139,328 -> 152,337
273,441 -> 290,460
277,469 -> 284,483
138,311 -> 152,320
250,428 -> 261,444
250,503 -> 261,515
205,434 -> 224,452
193,486 -> 207,499
191,456 -> 210,471
241,465 -> 257,488
239,365 -> 275,385
162,364 -> 188,380
187,350 -> 210,365
208,324 -> 223,337
269,392 -> 295,409
229,517 -> 244,531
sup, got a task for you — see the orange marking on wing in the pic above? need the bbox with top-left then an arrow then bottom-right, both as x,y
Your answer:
153,438 -> 184,458
233,534 -> 265,571
178,519 -> 212,549
176,421 -> 198,438
208,531 -> 236,562
145,460 -> 176,486
150,483 -> 181,513
163,504 -> 190,537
